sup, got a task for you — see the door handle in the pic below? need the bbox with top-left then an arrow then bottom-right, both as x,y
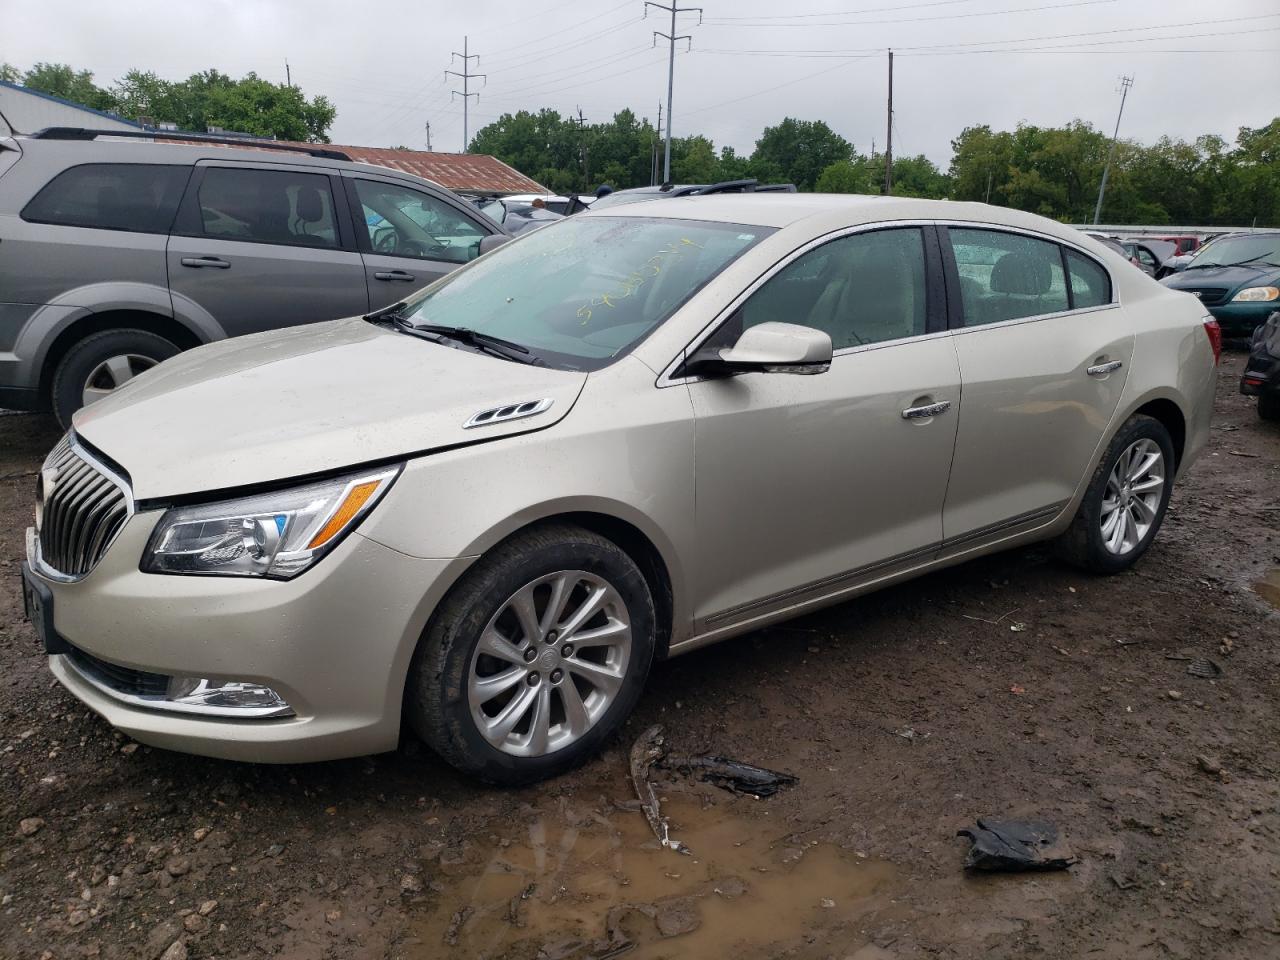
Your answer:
1087,360 -> 1124,377
901,400 -> 952,420
374,270 -> 415,281
180,256 -> 230,269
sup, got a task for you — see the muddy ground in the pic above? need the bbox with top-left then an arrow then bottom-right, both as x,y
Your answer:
1,351 -> 1278,960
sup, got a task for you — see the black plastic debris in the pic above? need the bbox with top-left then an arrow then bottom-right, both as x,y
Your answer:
957,818 -> 1076,872
663,754 -> 799,798
1186,657 -> 1222,679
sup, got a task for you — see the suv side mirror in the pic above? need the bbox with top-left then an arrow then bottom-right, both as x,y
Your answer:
688,321 -> 833,377
478,234 -> 512,256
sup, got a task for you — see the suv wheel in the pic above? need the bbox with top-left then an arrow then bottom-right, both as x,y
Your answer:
1259,393 -> 1280,422
1055,414 -> 1175,574
407,523 -> 655,785
52,329 -> 180,429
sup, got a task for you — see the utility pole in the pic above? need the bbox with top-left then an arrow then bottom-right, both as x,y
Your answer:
424,121 -> 432,152
574,107 -> 590,192
883,49 -> 894,195
285,60 -> 291,88
445,36 -> 485,153
651,101 -> 663,185
645,1 -> 702,184
1093,75 -> 1133,225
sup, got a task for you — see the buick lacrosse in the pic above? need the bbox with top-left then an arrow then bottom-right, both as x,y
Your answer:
22,195 -> 1218,783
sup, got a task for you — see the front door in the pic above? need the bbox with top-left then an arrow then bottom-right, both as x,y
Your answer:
687,226 -> 962,628
167,162 -> 369,337
344,174 -> 494,311
940,226 -> 1133,545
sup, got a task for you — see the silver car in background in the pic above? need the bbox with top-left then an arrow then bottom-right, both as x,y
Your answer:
22,195 -> 1219,784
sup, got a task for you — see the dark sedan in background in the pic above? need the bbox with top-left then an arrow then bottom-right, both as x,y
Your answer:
1241,310 -> 1280,421
1162,232 -> 1280,337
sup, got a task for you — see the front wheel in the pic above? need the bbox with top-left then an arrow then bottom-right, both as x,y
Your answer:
1055,415 -> 1175,574
406,524 -> 655,784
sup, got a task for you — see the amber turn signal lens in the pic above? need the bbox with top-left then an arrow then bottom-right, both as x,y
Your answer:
307,480 -> 381,550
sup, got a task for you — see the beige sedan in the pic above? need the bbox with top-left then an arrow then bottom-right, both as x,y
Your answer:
23,195 -> 1219,783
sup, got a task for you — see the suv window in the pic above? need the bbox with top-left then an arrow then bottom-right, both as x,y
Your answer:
950,228 -> 1069,326
1065,250 -> 1111,308
353,179 -> 486,264
195,167 -> 338,248
735,228 -> 928,350
22,163 -> 189,234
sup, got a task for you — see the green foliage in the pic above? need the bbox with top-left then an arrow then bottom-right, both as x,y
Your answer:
8,62 -> 335,142
754,118 -> 852,190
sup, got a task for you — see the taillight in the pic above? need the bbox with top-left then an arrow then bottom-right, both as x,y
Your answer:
1203,318 -> 1221,365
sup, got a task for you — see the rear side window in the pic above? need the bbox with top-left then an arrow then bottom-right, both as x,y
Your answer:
195,167 -> 338,249
950,228 -> 1069,326
1065,250 -> 1112,308
22,164 -> 189,234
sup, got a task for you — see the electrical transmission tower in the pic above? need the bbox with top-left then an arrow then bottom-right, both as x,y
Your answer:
1093,75 -> 1134,225
445,36 -> 485,153
644,1 -> 701,184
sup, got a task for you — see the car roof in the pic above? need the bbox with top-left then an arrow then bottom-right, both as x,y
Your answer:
582,192 -> 1086,239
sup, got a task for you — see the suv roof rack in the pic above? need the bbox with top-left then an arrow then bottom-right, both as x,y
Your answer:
28,127 -> 352,161
691,179 -> 798,195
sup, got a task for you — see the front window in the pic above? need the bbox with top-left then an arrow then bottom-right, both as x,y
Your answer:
588,190 -> 662,210
1187,234 -> 1280,269
395,216 -> 771,370
353,179 -> 486,263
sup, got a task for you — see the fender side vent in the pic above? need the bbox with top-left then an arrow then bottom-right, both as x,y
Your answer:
463,398 -> 554,429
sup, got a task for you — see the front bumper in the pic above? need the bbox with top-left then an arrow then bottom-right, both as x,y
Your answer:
1204,301 -> 1277,337
27,512 -> 470,763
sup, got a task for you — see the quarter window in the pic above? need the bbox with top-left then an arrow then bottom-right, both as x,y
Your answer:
950,228 -> 1069,326
734,228 -> 929,350
21,163 -> 189,234
1065,250 -> 1111,308
195,168 -> 338,248
353,179 -> 486,264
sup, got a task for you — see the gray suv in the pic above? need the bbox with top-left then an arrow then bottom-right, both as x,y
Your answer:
0,129 -> 508,425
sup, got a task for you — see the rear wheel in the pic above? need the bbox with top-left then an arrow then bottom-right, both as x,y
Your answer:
1259,393 -> 1280,422
406,523 -> 655,784
51,329 -> 179,429
1055,415 -> 1175,574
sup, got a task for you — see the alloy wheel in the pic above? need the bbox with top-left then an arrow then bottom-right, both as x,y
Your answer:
82,354 -> 158,406
1100,438 -> 1165,555
467,570 -> 632,758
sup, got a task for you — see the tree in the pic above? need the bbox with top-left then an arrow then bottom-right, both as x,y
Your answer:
754,118 -> 852,191
0,63 -> 21,83
21,62 -> 114,111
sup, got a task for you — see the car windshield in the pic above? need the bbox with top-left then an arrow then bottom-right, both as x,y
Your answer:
588,191 -> 664,210
1188,235 -> 1280,268
479,199 -> 505,224
395,216 -> 771,370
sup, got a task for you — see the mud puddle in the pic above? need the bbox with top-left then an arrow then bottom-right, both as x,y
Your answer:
410,794 -> 900,959
1255,568 -> 1280,609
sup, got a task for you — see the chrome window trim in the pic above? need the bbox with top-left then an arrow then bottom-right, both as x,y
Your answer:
657,217 -> 1118,387
31,434 -> 135,584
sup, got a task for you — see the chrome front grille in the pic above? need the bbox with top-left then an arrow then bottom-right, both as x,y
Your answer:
1181,287 -> 1228,306
35,435 -> 132,579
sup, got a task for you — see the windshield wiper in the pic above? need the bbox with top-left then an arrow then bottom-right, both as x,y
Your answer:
364,301 -> 409,323
1189,255 -> 1279,270
397,320 -> 545,366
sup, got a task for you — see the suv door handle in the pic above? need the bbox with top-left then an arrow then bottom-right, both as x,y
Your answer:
1087,360 -> 1124,377
374,270 -> 415,281
901,400 -> 952,420
180,256 -> 230,269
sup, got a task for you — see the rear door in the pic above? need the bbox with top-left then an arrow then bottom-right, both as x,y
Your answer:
342,173 -> 497,310
939,226 -> 1133,547
166,161 -> 369,337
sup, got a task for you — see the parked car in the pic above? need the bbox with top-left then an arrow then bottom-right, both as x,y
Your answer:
1241,310 -> 1280,421
1153,235 -> 1201,256
477,197 -> 565,234
0,128 -> 509,426
1085,233 -> 1148,272
588,178 -> 797,209
1161,231 -> 1280,337
21,195 -> 1217,783
1121,238 -> 1178,278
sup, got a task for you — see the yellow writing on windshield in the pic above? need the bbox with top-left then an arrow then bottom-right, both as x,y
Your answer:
576,238 -> 704,325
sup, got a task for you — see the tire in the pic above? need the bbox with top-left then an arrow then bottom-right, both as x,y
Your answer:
406,523 -> 656,785
51,329 -> 180,429
1259,393 -> 1280,422
1054,414 -> 1176,574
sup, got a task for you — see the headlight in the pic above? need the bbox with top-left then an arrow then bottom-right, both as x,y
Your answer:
142,466 -> 401,578
1231,286 -> 1279,302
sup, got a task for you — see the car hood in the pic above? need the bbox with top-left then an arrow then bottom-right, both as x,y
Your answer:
1163,263 -> 1280,291
73,318 -> 588,500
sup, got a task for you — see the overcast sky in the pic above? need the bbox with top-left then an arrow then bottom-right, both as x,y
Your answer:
6,0 -> 1279,166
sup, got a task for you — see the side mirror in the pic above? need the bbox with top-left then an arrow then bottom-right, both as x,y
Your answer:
688,321 -> 833,377
478,234 -> 512,256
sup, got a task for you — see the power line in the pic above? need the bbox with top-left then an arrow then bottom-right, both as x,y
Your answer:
644,0 -> 702,183
445,36 -> 486,152
1093,75 -> 1133,225
699,0 -> 1117,28
706,0 -> 973,22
